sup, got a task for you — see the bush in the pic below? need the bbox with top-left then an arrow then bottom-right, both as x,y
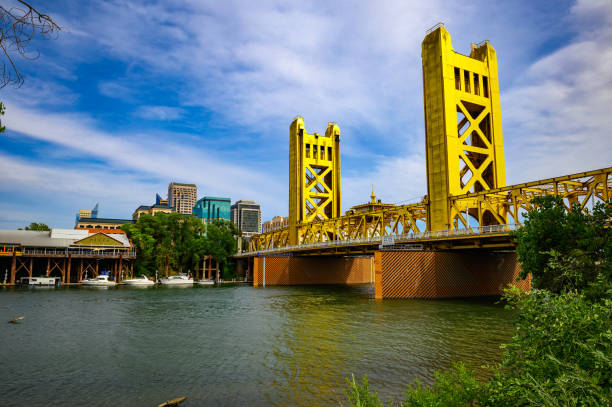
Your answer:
511,196 -> 612,294
345,291 -> 611,406
484,289 -> 612,406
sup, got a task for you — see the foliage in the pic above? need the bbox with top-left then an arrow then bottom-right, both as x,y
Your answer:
484,289 -> 612,406
0,0 -> 61,88
21,222 -> 49,231
402,363 -> 483,406
206,219 -> 241,279
511,196 -> 612,294
345,374 -> 387,407
346,291 -> 611,407
0,101 -> 4,133
122,213 -> 240,277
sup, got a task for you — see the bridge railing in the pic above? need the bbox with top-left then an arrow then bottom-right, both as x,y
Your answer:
241,223 -> 521,256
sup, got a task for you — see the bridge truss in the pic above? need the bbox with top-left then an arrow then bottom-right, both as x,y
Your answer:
247,167 -> 611,254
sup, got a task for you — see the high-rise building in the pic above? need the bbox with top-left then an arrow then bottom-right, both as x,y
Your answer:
155,193 -> 168,206
231,200 -> 262,238
193,197 -> 231,224
263,216 -> 288,233
75,202 -> 99,225
167,182 -> 197,215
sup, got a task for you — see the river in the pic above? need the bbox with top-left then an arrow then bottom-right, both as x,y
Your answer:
0,285 -> 513,406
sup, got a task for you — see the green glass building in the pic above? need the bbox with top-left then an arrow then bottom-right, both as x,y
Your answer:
193,197 -> 231,224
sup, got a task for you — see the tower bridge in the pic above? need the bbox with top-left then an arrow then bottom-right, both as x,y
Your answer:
237,24 -> 612,299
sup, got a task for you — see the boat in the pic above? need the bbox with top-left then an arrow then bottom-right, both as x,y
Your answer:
19,276 -> 61,287
196,279 -> 214,286
80,275 -> 117,287
122,275 -> 155,286
159,275 -> 194,286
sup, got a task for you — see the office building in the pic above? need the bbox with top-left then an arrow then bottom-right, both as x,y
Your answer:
263,216 -> 288,233
231,200 -> 262,238
168,182 -> 197,215
193,197 -> 231,224
132,204 -> 174,221
75,202 -> 99,225
75,217 -> 132,230
155,193 -> 168,206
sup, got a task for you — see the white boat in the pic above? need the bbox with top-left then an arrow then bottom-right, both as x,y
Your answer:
122,275 -> 154,286
196,279 -> 214,286
159,275 -> 194,286
80,275 -> 117,287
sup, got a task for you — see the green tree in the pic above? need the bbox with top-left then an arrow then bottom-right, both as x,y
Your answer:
204,220 -> 241,280
123,213 -> 242,279
22,222 -> 49,231
511,195 -> 612,293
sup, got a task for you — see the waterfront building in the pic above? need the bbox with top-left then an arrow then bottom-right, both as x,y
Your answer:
345,187 -> 396,215
0,228 -> 134,285
168,182 -> 197,215
75,202 -> 99,225
132,204 -> 174,221
193,197 -> 231,224
263,216 -> 288,233
75,217 -> 132,230
231,200 -> 262,238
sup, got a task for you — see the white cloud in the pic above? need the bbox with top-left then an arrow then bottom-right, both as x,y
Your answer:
502,0 -> 612,183
135,105 -> 185,120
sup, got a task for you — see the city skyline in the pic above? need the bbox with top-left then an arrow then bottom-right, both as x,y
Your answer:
1,0 -> 611,229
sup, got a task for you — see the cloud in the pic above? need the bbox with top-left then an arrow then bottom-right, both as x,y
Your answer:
2,101 -> 287,221
502,0 -> 612,183
135,105 -> 185,120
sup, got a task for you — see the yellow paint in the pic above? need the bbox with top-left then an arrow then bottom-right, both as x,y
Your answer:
288,117 -> 341,245
421,24 -> 506,231
74,233 -> 123,247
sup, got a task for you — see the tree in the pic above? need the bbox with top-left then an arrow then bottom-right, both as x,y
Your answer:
21,222 -> 49,231
511,195 -> 612,294
0,1 -> 61,132
0,0 -> 61,88
204,220 -> 241,280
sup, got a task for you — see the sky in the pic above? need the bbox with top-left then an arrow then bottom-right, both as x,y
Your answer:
0,0 -> 611,229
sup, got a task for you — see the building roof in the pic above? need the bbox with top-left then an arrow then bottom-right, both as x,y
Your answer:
77,217 -> 133,224
169,182 -> 196,187
200,196 -> 231,202
134,204 -> 173,211
0,229 -> 130,248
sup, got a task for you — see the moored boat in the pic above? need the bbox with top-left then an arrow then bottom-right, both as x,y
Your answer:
80,275 -> 117,287
159,275 -> 194,286
122,275 -> 155,286
196,279 -> 214,286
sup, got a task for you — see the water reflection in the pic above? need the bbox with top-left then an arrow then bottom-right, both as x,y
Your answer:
0,285 -> 512,406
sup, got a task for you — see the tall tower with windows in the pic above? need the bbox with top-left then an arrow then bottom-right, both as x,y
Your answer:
422,24 -> 506,231
288,117 -> 341,245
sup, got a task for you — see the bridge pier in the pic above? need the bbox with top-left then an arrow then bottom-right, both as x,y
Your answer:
252,255 -> 373,287
374,250 -> 530,299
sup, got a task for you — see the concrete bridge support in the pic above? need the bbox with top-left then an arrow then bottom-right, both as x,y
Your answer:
373,250 -> 530,299
252,256 -> 373,287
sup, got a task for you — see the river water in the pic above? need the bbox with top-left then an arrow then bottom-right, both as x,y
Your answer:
0,285 -> 513,406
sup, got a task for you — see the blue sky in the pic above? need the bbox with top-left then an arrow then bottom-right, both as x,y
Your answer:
0,0 -> 611,229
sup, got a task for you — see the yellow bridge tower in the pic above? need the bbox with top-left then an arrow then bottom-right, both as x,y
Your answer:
288,117 -> 341,245
422,24 -> 506,231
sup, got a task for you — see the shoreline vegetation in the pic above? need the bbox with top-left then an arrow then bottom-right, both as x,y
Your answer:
121,213 -> 241,280
346,196 -> 612,406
